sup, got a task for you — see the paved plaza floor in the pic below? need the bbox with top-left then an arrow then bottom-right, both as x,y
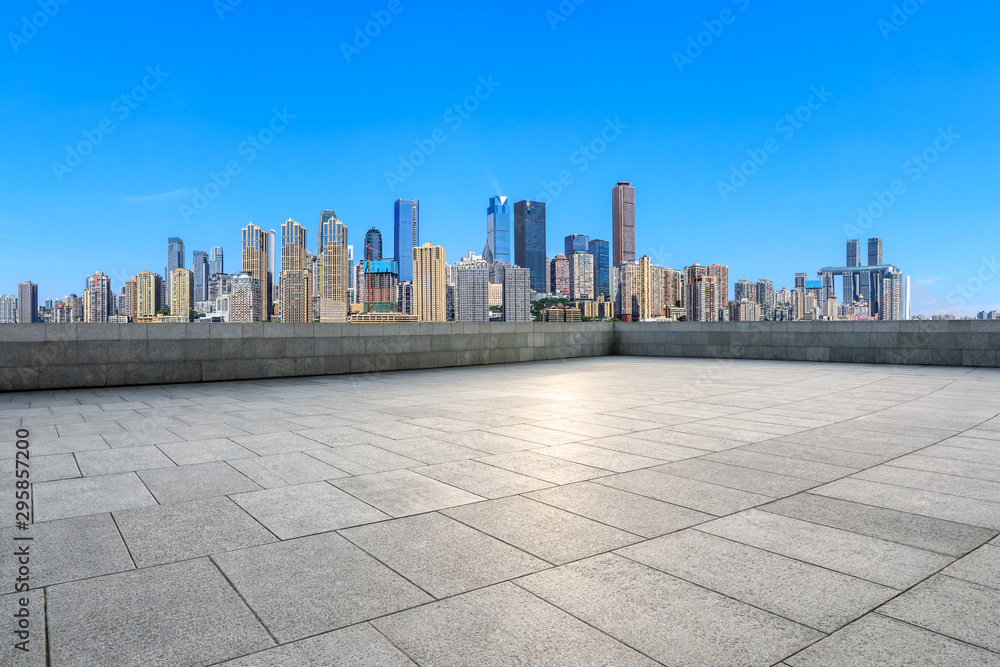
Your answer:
3,356 -> 1000,666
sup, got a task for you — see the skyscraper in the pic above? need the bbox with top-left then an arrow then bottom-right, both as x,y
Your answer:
83,271 -> 113,323
845,239 -> 861,303
615,257 -> 651,321
868,237 -> 883,266
136,271 -> 163,320
361,260 -> 399,312
242,223 -> 270,321
513,200 -> 546,293
569,252 -> 595,301
318,210 -> 349,322
17,282 -> 38,324
230,273 -> 262,323
120,278 -> 138,322
564,234 -> 589,257
413,243 -> 447,322
280,219 -> 311,324
549,254 -> 570,295
795,273 -> 807,290
0,295 -> 16,323
683,265 -> 720,322
612,181 -> 636,267
734,279 -> 755,302
494,263 -> 531,322
170,268 -> 194,321
364,228 -> 383,261
589,239 -> 611,298
166,237 -> 184,301
708,264 -> 729,317
394,199 -> 419,283
454,253 -> 489,322
486,196 -> 512,266
267,229 -> 276,312
209,247 -> 224,276
755,278 -> 774,308
192,250 -> 210,303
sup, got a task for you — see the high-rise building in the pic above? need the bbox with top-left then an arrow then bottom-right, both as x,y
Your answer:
208,273 -> 232,302
493,263 -> 531,322
397,281 -> 414,316
755,278 -> 774,307
413,243 -> 447,322
169,269 -> 194,321
120,278 -> 138,322
868,237 -> 883,266
708,264 -> 729,318
454,253 -> 489,322
0,295 -> 16,323
549,254 -> 570,295
192,251 -> 210,303
664,268 -> 684,309
612,181 -> 636,267
242,223 -> 271,321
683,265 -> 720,322
362,260 -> 399,312
589,239 -> 611,298
17,282 -> 38,324
209,247 -> 224,275
166,237 -> 184,301
230,273 -> 262,323
513,200 -> 546,292
794,273 -> 807,290
569,252 -> 595,301
136,271 -> 163,320
266,229 -> 276,312
83,271 -> 113,323
280,218 -> 311,324
486,196 -> 512,266
734,279 -> 755,302
564,234 -> 589,257
615,257 -> 651,321
394,199 -> 419,283
364,228 -> 383,261
729,300 -> 760,322
318,211 -> 349,321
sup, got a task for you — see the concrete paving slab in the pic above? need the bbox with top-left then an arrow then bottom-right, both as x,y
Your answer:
332,469 -> 484,517
137,461 -> 261,504
231,482 -> 389,539
413,459 -> 553,499
33,472 -> 157,522
596,468 -> 773,516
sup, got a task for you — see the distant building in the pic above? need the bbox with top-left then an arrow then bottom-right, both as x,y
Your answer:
17,282 -> 38,324
612,181 -> 635,267
394,199 -> 419,283
362,260 -> 399,313
364,228 -> 383,261
318,210 -> 349,322
486,196 -> 512,265
564,234 -> 589,257
492,263 -> 531,323
166,237 -> 184,301
513,200 -> 546,292
397,281 -> 413,316
729,299 -> 760,322
230,273 -> 262,323
755,278 -> 774,308
683,265 -> 720,322
734,279 -> 755,302
83,271 -> 114,323
454,253 -> 490,322
589,239 -> 611,298
280,218 -> 311,324
540,306 -> 582,322
0,295 -> 16,323
569,252 -> 595,301
708,264 -> 729,318
209,246 -> 224,276
489,282 -> 503,308
170,268 -> 195,322
242,223 -> 271,321
192,250 -> 210,303
549,254 -> 570,295
576,295 -> 614,320
616,257 -> 651,321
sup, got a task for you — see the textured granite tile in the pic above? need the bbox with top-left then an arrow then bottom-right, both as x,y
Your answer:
332,469 -> 483,517
137,462 -> 261,504
230,482 -> 389,539
75,445 -> 175,476
596,469 -> 773,516
33,472 -> 158,522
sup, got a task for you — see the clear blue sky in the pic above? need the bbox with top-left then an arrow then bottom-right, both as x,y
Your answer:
2,0 -> 998,313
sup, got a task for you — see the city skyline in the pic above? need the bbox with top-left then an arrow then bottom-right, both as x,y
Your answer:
3,3 -> 998,312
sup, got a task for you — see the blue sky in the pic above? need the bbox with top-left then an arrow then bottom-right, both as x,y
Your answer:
2,0 -> 998,313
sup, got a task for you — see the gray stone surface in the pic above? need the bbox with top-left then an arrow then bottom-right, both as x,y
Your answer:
137,461 -> 261,504
699,509 -> 953,589
942,545 -> 1000,589
33,472 -> 158,522
880,575 -> 1000,653
213,532 -> 432,643
414,459 -> 553,498
231,482 -> 389,539
217,624 -> 417,666
157,437 -> 257,465
374,583 -> 658,667
518,553 -> 822,666
307,444 -> 423,475
332,469 -> 483,517
1,591 -> 46,667
114,496 -> 277,568
474,450 -> 610,484
46,558 -> 273,666
785,613 -> 1000,666
652,458 -> 819,497
74,445 -> 175,476
1,514 -> 133,592
596,468 -> 773,516
341,513 -> 548,598
619,529 -> 896,632
443,496 -> 641,564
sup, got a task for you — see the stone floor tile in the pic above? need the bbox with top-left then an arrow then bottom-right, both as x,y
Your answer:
23,453 -> 80,482
374,582 -> 658,667
342,513 -> 548,598
247,451 -> 349,484
744,439 -> 890,468
705,448 -> 858,482
307,444 -> 423,476
228,432 -> 328,456
33,472 -> 158,522
889,454 -> 1000,483
525,481 -> 712,538
157,437 -> 257,465
213,532 -> 432,643
217,624 -> 418,666
855,465 -> 1000,503
332,469 -> 483,517
46,559 -> 273,666
652,459 -> 818,497
74,445 -> 175,477
373,436 -> 484,465
533,443 -> 664,472
474,451 -> 609,484
517,553 -> 822,666
114,496 -> 277,568
231,482 -> 389,539
443,496 -> 640,564
699,509 -> 953,589
435,430 -> 538,454
413,459 -> 553,499
484,423 -> 589,446
1,591 -> 46,667
619,529 -> 896,632
137,461 -> 261,504
942,544 -> 1000,589
596,468 -> 773,516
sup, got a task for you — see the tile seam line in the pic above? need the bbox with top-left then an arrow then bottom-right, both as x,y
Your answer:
206,554 -> 281,647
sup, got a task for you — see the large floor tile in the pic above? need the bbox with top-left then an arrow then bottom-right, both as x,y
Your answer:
217,624 -> 417,666
137,461 -> 261,504
942,545 -> 1000,589
33,472 -> 158,522
596,468 -> 773,516
413,459 -> 553,499
231,482 -> 389,539
332,469 -> 483,517
74,445 -> 175,476
213,532 -> 432,643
